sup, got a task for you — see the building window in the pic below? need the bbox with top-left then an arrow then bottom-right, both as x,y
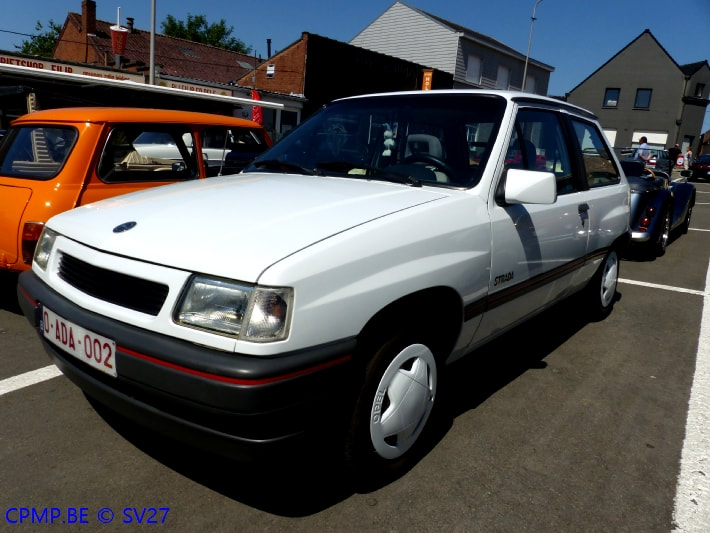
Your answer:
634,89 -> 652,109
496,65 -> 510,90
466,55 -> 482,84
695,83 -> 706,98
266,64 -> 275,78
524,75 -> 536,94
603,88 -> 620,108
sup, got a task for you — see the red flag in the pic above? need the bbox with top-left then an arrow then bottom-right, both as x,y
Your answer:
251,90 -> 263,125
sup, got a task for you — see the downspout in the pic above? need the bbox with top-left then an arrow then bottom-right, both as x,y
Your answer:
676,75 -> 690,145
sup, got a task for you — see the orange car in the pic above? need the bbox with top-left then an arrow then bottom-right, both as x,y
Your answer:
0,107 -> 271,272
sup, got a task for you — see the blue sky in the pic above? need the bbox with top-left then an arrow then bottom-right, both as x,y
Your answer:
1,0 -> 710,127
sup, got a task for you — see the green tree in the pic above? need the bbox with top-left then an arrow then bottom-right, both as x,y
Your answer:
16,19 -> 63,57
161,14 -> 251,54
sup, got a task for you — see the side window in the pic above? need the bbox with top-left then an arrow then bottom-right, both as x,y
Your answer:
505,109 -> 576,194
571,120 -> 619,188
202,127 -> 270,176
0,126 -> 78,180
98,126 -> 197,182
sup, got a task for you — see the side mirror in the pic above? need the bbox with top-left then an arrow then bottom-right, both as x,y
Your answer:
502,169 -> 557,205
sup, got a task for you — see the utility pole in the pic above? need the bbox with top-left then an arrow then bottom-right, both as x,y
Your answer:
522,0 -> 542,92
149,0 -> 156,85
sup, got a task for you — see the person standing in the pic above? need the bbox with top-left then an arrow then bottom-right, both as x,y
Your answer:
685,145 -> 693,170
636,136 -> 651,165
668,143 -> 681,174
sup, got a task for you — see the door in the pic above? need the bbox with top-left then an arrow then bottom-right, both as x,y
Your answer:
474,108 -> 590,342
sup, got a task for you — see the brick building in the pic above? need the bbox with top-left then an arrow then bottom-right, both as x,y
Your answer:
237,32 -> 453,123
55,1 -> 257,86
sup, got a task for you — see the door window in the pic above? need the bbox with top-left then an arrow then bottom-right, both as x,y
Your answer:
98,126 -> 197,182
571,120 -> 619,188
505,109 -> 576,194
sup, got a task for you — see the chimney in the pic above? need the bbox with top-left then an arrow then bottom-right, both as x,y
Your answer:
82,0 -> 96,35
267,39 -> 272,58
126,17 -> 134,32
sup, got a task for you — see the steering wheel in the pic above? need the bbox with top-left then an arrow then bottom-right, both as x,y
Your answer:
642,167 -> 657,180
402,154 -> 455,180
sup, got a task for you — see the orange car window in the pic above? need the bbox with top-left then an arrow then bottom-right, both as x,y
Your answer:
202,127 -> 271,176
98,125 -> 198,183
0,126 -> 78,180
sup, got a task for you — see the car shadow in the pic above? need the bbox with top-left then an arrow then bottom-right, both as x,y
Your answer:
86,290 -> 619,516
87,393 -> 356,517
622,230 -> 685,262
0,272 -> 21,314
442,293 -> 601,419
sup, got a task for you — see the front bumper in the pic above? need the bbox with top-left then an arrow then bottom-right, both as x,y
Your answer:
18,270 -> 356,459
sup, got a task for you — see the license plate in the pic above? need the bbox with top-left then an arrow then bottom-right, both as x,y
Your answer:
42,307 -> 117,377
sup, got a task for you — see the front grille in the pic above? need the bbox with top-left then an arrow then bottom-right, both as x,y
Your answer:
58,253 -> 169,316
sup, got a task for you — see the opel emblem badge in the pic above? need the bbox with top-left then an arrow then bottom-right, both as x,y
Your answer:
113,221 -> 137,233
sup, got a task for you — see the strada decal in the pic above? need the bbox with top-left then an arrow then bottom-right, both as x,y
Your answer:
494,271 -> 514,286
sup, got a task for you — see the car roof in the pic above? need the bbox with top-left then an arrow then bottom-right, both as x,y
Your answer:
333,89 -> 598,121
11,107 -> 262,128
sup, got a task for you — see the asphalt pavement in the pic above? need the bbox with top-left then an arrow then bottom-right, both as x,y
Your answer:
1,179 -> 709,531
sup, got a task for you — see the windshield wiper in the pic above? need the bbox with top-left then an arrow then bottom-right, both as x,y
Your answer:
250,159 -> 317,175
315,161 -> 421,187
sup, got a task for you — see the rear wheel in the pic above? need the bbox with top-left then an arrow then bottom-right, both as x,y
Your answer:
584,247 -> 619,321
651,208 -> 671,257
345,331 -> 438,480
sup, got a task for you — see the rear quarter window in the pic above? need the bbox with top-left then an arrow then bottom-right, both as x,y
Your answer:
0,126 -> 78,180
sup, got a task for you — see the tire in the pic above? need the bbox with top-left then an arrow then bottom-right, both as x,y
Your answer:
584,247 -> 619,321
651,208 -> 671,257
345,332 -> 438,480
682,199 -> 694,234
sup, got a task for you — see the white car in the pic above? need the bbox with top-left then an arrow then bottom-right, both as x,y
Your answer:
18,90 -> 630,479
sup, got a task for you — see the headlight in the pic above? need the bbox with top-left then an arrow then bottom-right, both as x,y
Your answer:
174,275 -> 293,343
33,227 -> 58,271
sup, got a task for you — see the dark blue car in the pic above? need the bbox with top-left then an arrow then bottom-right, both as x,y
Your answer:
621,160 -> 696,258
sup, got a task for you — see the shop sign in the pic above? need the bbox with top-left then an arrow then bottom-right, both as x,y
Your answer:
0,53 -> 145,83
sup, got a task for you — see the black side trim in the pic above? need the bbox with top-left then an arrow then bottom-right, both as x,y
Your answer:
463,248 -> 609,321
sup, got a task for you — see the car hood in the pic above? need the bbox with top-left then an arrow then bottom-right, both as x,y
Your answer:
48,173 -> 449,281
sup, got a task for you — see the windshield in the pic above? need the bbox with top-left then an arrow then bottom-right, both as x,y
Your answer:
245,93 -> 506,188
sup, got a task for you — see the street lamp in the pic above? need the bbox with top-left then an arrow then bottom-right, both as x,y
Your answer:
522,0 -> 542,92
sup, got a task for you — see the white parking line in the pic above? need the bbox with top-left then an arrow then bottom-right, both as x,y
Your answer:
618,278 -> 706,296
672,257 -> 710,532
0,365 -> 62,397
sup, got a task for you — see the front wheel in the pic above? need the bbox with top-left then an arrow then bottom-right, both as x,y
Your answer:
345,333 -> 438,478
682,200 -> 694,234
